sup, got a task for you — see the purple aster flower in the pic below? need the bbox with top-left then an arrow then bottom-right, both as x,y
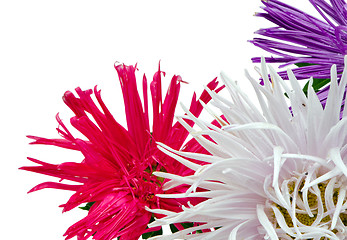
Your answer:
250,0 -> 347,108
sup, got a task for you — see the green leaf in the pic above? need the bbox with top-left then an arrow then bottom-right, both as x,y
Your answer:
302,78 -> 331,96
169,222 -> 203,234
181,222 -> 194,229
295,62 -> 316,67
79,202 -> 95,211
294,62 -> 331,96
169,224 -> 179,233
142,216 -> 163,239
142,228 -> 163,239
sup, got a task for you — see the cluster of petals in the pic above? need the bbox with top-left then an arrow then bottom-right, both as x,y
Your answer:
148,57 -> 347,239
251,0 -> 347,108
21,64 -> 220,240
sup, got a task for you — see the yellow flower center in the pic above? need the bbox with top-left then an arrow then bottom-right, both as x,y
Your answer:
273,180 -> 347,239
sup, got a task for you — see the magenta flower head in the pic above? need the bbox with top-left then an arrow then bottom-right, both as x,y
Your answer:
21,63 -> 220,240
250,0 -> 347,107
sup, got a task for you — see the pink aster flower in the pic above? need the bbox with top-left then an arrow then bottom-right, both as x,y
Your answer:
21,63 -> 220,240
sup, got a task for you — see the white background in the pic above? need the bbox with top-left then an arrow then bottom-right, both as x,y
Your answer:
1,0 -> 317,239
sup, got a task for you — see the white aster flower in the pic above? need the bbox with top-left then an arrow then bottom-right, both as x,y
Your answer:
148,57 -> 347,240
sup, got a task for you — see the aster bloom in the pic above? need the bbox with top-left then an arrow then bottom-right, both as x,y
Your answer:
21,63 -> 220,240
250,0 -> 347,107
148,58 -> 347,239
